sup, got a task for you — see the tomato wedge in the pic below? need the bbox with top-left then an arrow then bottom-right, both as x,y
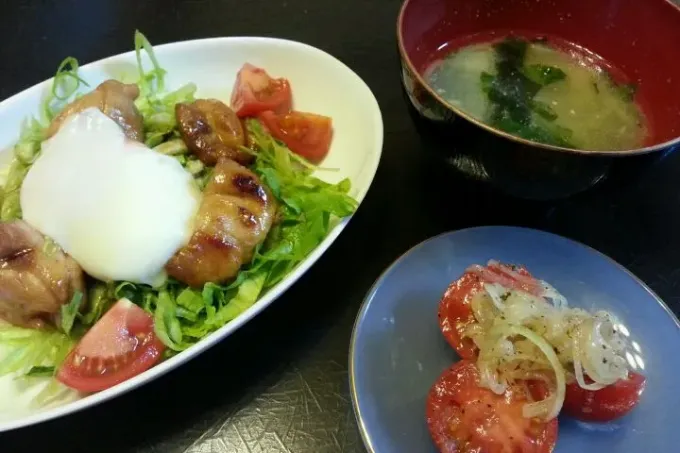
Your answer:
427,360 -> 558,453
230,63 -> 292,117
57,298 -> 165,393
438,263 -> 541,359
562,372 -> 646,422
259,110 -> 333,163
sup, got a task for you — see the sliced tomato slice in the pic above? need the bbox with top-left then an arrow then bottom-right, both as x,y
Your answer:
57,298 -> 165,393
438,272 -> 484,360
467,262 -> 543,296
230,63 -> 293,117
427,360 -> 558,453
438,263 -> 541,359
259,110 -> 333,163
562,372 -> 646,422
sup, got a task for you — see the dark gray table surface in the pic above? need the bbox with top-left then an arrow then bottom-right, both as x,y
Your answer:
1,0 -> 679,452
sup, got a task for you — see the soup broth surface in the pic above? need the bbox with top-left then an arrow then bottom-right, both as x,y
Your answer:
425,36 -> 647,151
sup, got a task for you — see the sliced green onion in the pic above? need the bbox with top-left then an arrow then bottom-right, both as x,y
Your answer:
185,159 -> 204,175
42,56 -> 89,122
134,30 -> 166,96
153,138 -> 188,156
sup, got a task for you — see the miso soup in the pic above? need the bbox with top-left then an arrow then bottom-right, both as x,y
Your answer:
425,36 -> 648,151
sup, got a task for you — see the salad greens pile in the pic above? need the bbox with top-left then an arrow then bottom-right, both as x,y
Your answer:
0,31 -> 357,397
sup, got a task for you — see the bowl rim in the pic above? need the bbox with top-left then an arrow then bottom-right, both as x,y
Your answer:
396,0 -> 680,156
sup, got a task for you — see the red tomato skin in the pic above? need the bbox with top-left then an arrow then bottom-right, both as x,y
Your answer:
438,273 -> 483,360
438,263 -> 542,359
484,262 -> 543,296
57,342 -> 165,393
427,360 -> 558,453
258,110 -> 333,163
231,63 -> 292,117
562,372 -> 646,422
57,299 -> 165,393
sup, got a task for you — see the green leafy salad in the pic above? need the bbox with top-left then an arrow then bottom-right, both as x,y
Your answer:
0,31 -> 356,402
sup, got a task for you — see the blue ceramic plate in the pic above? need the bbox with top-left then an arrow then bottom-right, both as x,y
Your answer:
350,226 -> 680,453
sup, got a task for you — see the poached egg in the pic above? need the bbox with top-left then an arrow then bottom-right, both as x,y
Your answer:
20,108 -> 199,286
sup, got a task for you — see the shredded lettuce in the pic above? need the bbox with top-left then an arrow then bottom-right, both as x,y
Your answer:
0,324 -> 76,406
0,325 -> 75,407
78,282 -> 116,326
59,291 -> 84,335
26,365 -> 56,377
105,119 -> 358,353
0,325 -> 74,377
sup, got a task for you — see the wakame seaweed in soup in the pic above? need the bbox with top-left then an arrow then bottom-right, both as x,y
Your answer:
425,36 -> 647,151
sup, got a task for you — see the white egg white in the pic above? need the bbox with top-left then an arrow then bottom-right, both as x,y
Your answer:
20,108 -> 200,286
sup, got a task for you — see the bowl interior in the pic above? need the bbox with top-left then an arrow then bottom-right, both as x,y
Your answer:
399,0 -> 680,147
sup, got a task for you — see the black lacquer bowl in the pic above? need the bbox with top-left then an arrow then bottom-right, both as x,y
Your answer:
397,0 -> 680,199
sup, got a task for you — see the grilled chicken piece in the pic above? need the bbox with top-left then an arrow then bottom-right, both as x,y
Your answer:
46,80 -> 144,142
0,221 -> 86,328
175,99 -> 253,166
166,159 -> 276,288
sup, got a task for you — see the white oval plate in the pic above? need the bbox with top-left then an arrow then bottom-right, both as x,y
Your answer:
0,36 -> 383,431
